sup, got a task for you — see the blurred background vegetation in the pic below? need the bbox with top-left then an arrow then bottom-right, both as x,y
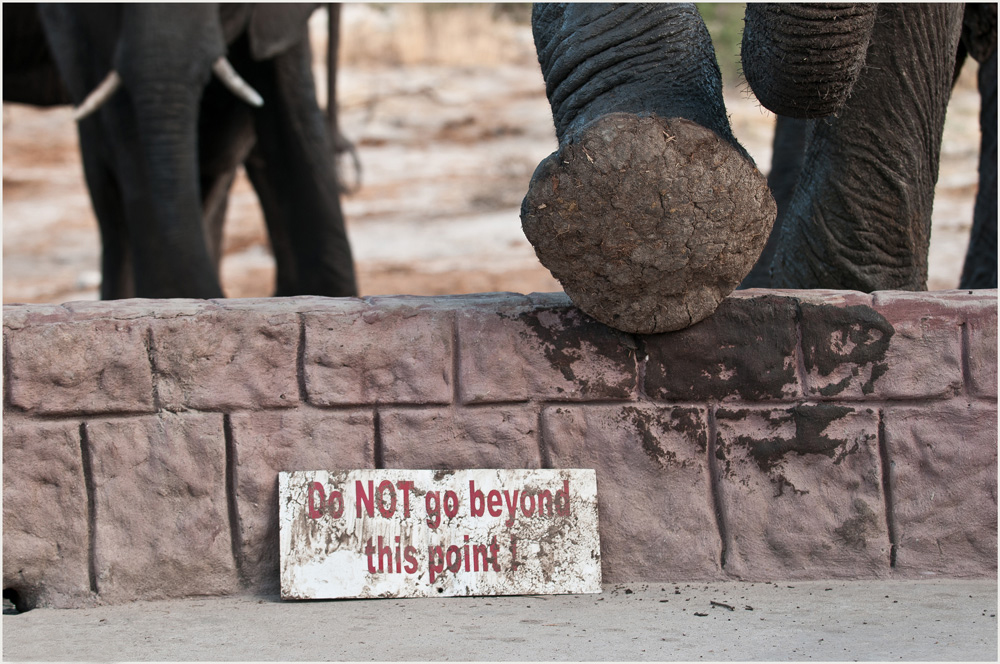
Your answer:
338,3 -> 747,84
697,3 -> 746,85
336,3 -> 536,67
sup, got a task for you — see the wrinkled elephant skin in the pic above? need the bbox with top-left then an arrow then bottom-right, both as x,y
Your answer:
525,3 -> 997,334
524,4 -> 776,334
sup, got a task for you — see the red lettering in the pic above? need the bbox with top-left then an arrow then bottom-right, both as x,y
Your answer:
364,538 -> 377,573
511,535 -> 520,571
443,490 -> 459,519
377,536 -> 393,572
446,545 -> 462,572
428,545 -> 445,583
425,491 -> 441,529
468,538 -> 500,571
503,490 -> 519,527
404,546 -> 418,574
538,490 -> 553,516
473,543 -> 489,571
519,491 -> 535,517
307,482 -> 326,519
487,490 -> 502,517
555,479 -> 571,516
470,480 -> 485,516
488,536 -> 501,571
356,480 -> 375,517
397,481 -> 414,517
327,490 -> 344,518
377,480 -> 397,517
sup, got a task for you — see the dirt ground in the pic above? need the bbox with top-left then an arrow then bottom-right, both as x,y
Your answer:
4,581 -> 998,661
1,5 -> 984,304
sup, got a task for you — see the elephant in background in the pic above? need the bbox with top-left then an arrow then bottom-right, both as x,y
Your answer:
522,3 -> 997,334
742,3 -> 998,292
3,3 -> 356,300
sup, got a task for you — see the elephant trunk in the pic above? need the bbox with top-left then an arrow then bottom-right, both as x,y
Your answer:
111,4 -> 230,298
742,3 -> 877,118
125,81 -> 223,298
767,4 -> 964,291
521,3 -> 775,333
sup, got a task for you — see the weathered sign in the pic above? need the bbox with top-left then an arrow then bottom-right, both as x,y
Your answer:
279,468 -> 601,599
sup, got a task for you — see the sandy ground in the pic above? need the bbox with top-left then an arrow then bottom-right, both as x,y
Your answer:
4,580 -> 997,661
1,5 -> 983,304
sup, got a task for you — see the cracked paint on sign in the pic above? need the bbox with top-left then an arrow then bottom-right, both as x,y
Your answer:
279,469 -> 601,599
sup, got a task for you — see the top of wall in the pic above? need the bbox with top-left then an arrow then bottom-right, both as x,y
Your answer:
4,289 -> 997,417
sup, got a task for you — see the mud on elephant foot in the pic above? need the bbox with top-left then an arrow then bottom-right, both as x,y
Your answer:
521,113 -> 775,335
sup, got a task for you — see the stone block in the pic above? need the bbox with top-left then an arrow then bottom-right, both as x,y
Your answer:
86,413 -> 238,602
795,291 -> 894,399
304,299 -> 454,405
644,293 -> 800,401
714,404 -> 886,580
458,294 -> 638,403
964,304 -> 998,398
62,298 -> 219,321
213,296 -> 366,316
526,291 -> 575,307
3,303 -> 71,330
150,309 -> 300,410
230,409 -> 375,593
6,319 -> 154,415
874,289 -> 997,314
380,406 -> 542,468
868,292 -> 966,399
541,404 -> 720,581
883,403 -> 997,577
2,418 -> 92,609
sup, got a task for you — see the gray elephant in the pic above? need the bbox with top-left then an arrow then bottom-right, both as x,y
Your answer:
742,3 -> 998,293
522,3 -> 997,334
3,3 -> 356,299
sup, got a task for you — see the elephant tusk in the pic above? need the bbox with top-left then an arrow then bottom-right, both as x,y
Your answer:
212,57 -> 264,107
73,71 -> 123,121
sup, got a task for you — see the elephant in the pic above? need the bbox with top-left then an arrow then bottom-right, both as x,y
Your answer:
522,3 -> 997,334
3,3 -> 357,300
741,3 -> 998,292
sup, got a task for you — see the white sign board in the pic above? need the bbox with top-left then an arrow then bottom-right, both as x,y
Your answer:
279,469 -> 601,599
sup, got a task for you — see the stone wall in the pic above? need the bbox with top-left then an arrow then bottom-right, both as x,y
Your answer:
4,290 -> 997,608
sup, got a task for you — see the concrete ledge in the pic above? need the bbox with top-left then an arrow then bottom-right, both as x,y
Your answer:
4,290 -> 997,608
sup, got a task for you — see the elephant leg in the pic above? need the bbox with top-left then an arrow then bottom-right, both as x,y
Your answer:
522,4 -> 775,333
198,86 -> 258,272
324,3 -> 361,194
2,4 -> 73,105
35,4 -> 136,299
78,129 -> 134,299
741,115 -> 812,288
243,32 -> 357,298
760,5 -> 964,291
960,48 -> 998,289
200,168 -> 237,271
244,144 -> 296,295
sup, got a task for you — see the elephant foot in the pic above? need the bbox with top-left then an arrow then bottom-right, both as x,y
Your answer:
521,113 -> 776,334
